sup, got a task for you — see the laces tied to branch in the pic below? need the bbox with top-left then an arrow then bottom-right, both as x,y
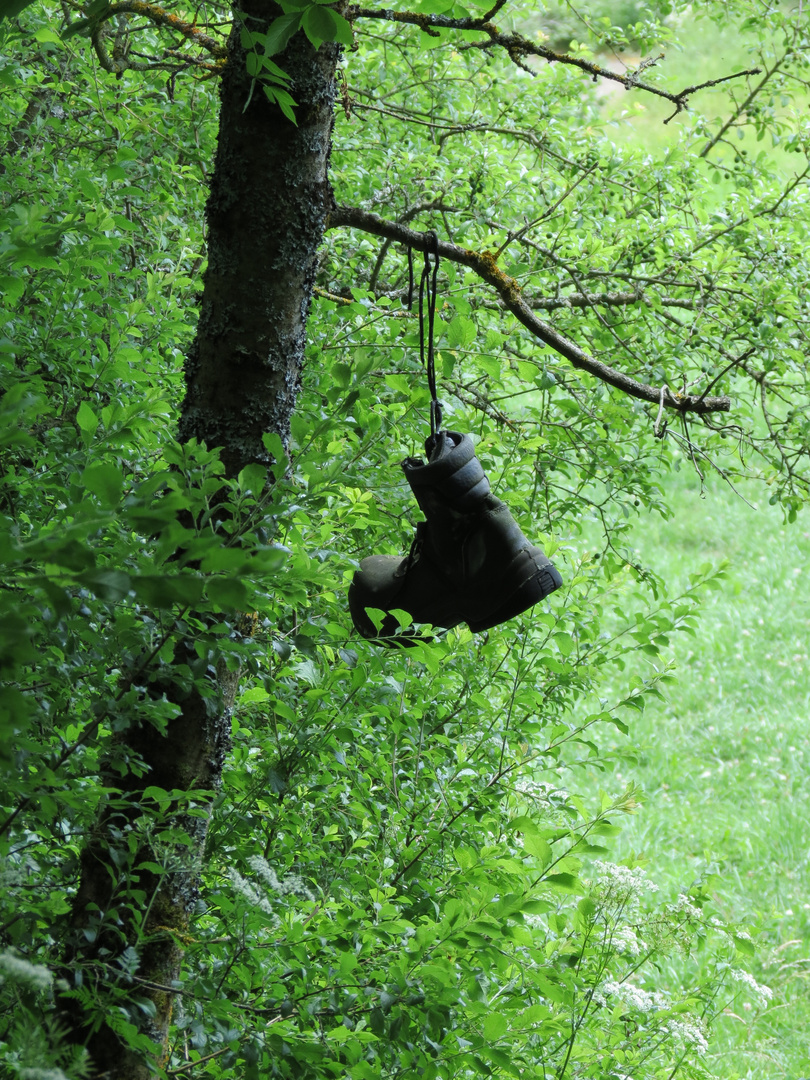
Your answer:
406,231 -> 443,442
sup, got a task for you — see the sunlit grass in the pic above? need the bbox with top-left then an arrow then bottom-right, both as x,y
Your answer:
594,464 -> 810,1079
513,7 -> 810,1074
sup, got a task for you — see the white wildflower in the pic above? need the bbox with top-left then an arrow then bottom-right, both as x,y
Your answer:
671,894 -> 702,920
0,951 -> 52,991
594,979 -> 668,1013
664,1016 -> 709,1055
591,862 -> 658,908
610,926 -> 643,957
229,868 -> 279,922
20,1071 -> 70,1080
248,856 -> 314,900
730,968 -> 772,1007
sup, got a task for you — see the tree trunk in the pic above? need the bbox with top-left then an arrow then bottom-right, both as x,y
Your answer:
178,2 -> 338,475
61,8 -> 338,1076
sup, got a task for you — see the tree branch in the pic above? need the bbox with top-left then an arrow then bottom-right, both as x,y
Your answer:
349,2 -> 508,33
328,206 -> 731,415
80,0 -> 227,75
348,7 -> 759,117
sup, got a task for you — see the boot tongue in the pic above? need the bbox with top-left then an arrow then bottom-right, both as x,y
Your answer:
425,431 -> 459,463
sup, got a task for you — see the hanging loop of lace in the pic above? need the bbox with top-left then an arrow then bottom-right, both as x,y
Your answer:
418,231 -> 442,441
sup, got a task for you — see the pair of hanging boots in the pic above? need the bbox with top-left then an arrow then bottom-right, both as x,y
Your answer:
348,432 -> 562,641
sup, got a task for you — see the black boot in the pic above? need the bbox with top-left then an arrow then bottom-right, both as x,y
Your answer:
348,432 -> 562,640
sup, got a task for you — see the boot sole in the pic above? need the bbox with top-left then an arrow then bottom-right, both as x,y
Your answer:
349,545 -> 562,639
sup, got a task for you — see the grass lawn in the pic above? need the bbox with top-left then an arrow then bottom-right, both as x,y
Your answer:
597,464 -> 810,1078
517,6 -> 810,1072
578,9 -> 810,1070
591,7 -> 805,173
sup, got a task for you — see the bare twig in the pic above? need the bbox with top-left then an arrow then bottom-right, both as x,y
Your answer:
660,67 -> 765,123
700,50 -> 790,158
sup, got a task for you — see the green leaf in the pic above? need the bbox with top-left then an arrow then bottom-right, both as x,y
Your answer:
34,26 -> 63,44
237,462 -> 268,496
523,833 -> 552,866
446,316 -> 476,348
554,632 -> 574,656
325,6 -> 353,46
199,549 -> 250,572
0,274 -> 23,304
301,4 -> 352,49
332,361 -> 352,389
240,685 -> 271,704
388,608 -> 413,630
0,384 -> 38,447
260,55 -> 292,81
368,1007 -> 386,1035
0,0 -> 38,19
206,576 -> 250,610
733,934 -> 756,958
76,401 -> 98,435
79,569 -> 131,601
543,873 -> 581,894
131,574 -> 205,608
82,463 -> 123,508
265,85 -> 298,124
482,1012 -> 508,1040
265,11 -> 303,55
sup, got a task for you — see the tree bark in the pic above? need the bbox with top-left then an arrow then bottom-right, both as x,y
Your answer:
61,8 -> 338,1077
178,2 -> 338,475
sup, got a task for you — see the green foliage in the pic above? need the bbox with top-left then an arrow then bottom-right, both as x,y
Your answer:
272,0 -> 354,53
2,0 -> 809,1078
240,0 -> 353,120
0,0 -> 37,21
240,22 -> 299,121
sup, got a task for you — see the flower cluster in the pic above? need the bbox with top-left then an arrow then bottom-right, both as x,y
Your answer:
609,925 -> 644,958
664,1015 -> 709,1055
670,893 -> 702,920
230,857 -> 315,922
248,856 -> 315,901
0,950 -> 52,991
592,978 -> 669,1013
729,968 -> 773,1008
591,861 -> 658,910
229,869 -> 280,923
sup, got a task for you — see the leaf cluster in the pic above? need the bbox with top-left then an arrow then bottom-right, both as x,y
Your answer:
0,1 -> 800,1078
